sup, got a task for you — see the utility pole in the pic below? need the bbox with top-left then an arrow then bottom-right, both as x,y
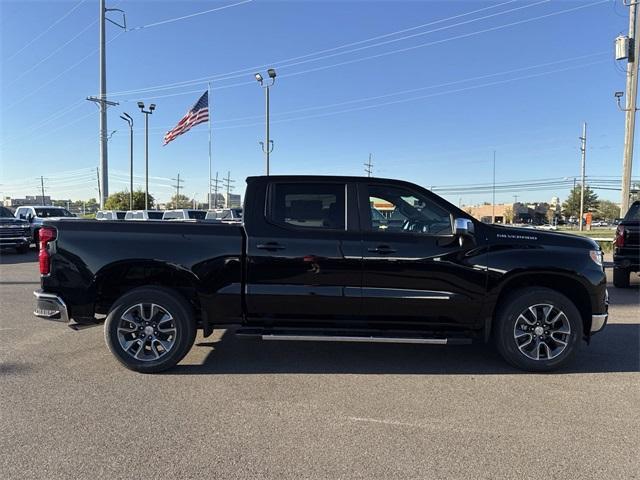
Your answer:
98,0 -> 107,209
172,173 -> 184,208
40,176 -> 46,205
87,0 -> 125,209
365,153 -> 373,177
513,194 -> 519,204
619,1 -> 640,217
579,122 -> 587,231
492,150 -> 496,224
96,167 -> 101,203
211,171 -> 221,208
223,171 -> 235,208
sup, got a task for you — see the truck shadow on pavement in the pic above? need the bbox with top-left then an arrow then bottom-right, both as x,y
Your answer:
169,323 -> 640,376
0,250 -> 37,265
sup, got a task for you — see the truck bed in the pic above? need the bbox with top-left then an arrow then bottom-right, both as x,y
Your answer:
42,219 -> 245,322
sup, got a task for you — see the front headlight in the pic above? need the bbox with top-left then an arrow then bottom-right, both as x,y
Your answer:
589,249 -> 603,267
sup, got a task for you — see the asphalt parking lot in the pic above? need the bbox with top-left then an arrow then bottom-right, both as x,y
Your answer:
0,251 -> 638,479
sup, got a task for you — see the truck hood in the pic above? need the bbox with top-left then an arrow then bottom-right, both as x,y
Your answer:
0,217 -> 29,226
487,225 -> 599,250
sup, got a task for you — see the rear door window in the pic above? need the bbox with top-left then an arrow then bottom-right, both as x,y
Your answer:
270,183 -> 346,230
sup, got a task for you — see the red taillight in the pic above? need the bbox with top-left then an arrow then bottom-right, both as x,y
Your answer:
39,227 -> 57,275
615,225 -> 625,248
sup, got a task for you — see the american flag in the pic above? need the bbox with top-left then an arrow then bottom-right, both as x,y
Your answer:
163,91 -> 209,145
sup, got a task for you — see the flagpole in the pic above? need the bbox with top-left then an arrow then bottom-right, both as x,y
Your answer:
208,81 -> 212,210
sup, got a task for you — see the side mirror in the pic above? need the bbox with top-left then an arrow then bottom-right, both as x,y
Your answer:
453,218 -> 474,237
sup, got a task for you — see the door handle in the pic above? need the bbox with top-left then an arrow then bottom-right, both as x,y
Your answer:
368,245 -> 397,254
256,242 -> 286,251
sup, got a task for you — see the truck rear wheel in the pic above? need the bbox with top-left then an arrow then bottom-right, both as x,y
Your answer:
494,288 -> 583,372
613,266 -> 630,288
105,287 -> 196,373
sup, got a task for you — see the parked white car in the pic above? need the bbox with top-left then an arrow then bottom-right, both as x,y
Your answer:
124,210 -> 164,221
95,210 -> 126,220
205,208 -> 243,222
162,209 -> 207,221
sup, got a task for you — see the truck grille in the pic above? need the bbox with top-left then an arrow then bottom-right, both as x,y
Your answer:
0,226 -> 29,237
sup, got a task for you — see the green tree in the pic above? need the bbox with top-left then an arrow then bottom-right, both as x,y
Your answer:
596,199 -> 620,221
562,185 -> 598,218
503,206 -> 513,224
105,190 -> 154,210
170,194 -> 192,209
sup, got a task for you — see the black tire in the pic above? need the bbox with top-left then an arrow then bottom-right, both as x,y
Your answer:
16,244 -> 29,254
104,286 -> 196,373
613,266 -> 630,288
494,287 -> 583,372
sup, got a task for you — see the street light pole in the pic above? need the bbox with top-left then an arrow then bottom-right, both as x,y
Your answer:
255,69 -> 276,175
120,113 -> 133,210
265,85 -> 270,175
138,102 -> 156,210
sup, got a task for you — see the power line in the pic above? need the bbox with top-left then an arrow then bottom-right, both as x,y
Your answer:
128,0 -> 254,31
8,22 -> 96,86
7,0 -> 89,61
211,172 -> 222,208
107,0 -> 525,97
365,154 -> 374,177
118,57 -> 605,140
209,59 -> 607,131
223,171 -> 235,208
108,0 -> 605,99
5,31 -> 125,111
171,173 -> 185,207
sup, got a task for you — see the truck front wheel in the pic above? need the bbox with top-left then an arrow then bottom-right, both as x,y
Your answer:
494,288 -> 583,372
105,287 -> 196,373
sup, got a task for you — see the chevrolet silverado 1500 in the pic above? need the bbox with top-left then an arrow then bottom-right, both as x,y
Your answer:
34,175 -> 608,373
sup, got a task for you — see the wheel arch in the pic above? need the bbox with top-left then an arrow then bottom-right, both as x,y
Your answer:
487,271 -> 593,341
92,260 -> 202,322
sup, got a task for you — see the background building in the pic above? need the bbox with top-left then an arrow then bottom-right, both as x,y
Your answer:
2,195 -> 51,207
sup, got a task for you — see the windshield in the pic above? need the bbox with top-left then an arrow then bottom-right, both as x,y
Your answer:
625,202 -> 640,221
35,208 -> 73,217
0,207 -> 15,218
188,210 -> 207,219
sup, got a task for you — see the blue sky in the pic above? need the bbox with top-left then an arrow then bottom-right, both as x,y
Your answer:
0,0 -> 637,205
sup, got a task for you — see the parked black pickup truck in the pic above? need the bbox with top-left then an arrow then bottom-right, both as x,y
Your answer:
613,200 -> 640,288
34,175 -> 608,373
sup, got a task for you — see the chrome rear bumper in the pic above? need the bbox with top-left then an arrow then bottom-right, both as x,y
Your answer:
33,290 -> 69,323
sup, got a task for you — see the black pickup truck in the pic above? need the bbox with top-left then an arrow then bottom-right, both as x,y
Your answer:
34,175 -> 608,373
613,200 -> 640,287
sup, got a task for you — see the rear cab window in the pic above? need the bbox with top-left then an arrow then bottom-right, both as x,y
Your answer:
269,183 -> 346,231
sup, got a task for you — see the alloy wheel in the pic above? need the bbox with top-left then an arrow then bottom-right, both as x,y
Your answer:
513,303 -> 571,361
117,303 -> 177,362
